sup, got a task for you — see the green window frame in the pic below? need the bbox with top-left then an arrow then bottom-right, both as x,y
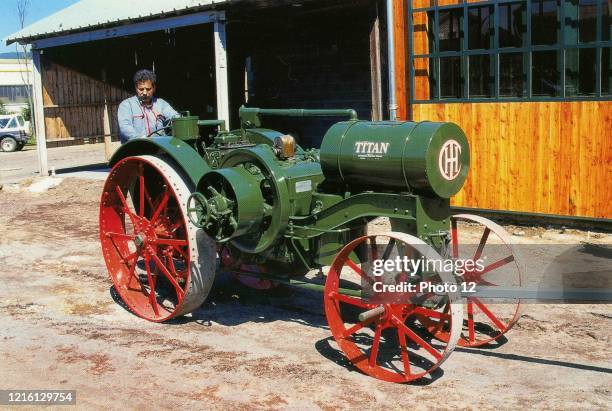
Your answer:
409,0 -> 612,103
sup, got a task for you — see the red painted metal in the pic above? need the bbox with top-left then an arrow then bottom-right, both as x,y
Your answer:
324,232 -> 461,383
100,155 -> 209,322
423,214 -> 523,347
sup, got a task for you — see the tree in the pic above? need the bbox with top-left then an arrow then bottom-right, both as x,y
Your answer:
16,0 -> 33,135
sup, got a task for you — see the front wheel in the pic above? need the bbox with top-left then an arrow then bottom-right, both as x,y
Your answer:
324,232 -> 462,383
99,155 -> 216,322
0,136 -> 18,152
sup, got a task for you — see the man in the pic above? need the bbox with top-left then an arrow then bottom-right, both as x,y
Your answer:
118,69 -> 179,143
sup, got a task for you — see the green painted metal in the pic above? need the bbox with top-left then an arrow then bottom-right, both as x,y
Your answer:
172,115 -> 200,140
239,105 -> 358,128
108,136 -> 211,187
319,120 -> 469,198
113,107 -> 470,282
217,145 -> 292,254
197,119 -> 226,131
196,166 -> 265,241
225,269 -> 362,297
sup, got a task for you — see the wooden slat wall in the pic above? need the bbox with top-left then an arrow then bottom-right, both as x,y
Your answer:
41,60 -> 130,141
412,102 -> 612,219
393,0 -> 409,120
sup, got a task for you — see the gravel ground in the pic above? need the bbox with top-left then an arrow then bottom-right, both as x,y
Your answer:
0,177 -> 610,410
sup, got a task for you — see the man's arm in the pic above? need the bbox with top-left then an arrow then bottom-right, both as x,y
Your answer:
117,100 -> 141,142
159,99 -> 179,120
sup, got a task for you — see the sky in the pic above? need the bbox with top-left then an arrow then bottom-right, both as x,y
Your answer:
0,0 -> 80,53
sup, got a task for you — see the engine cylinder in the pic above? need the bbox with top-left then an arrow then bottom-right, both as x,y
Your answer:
319,120 -> 469,198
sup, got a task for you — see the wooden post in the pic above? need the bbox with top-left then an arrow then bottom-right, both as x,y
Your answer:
370,4 -> 383,121
392,0 -> 409,120
31,49 -> 48,177
103,97 -> 112,160
101,69 -> 112,160
214,12 -> 230,128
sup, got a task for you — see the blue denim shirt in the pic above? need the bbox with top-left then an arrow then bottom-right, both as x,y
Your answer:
117,96 -> 179,143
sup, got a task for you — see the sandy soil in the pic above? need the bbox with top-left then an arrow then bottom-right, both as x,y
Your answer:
0,178 -> 610,410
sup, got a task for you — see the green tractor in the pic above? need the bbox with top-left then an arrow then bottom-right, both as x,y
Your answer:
99,107 -> 522,383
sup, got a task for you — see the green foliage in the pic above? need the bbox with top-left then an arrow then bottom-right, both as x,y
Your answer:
0,102 -> 9,115
21,105 -> 31,121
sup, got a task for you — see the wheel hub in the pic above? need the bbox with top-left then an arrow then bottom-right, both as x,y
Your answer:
134,233 -> 146,248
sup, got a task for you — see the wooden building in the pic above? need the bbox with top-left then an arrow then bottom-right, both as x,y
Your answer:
6,0 -> 611,221
391,0 -> 611,220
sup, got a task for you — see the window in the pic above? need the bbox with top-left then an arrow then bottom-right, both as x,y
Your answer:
0,85 -> 31,104
531,0 -> 559,45
500,2 -> 526,48
603,48 -> 612,95
500,52 -> 527,96
410,0 -> 612,101
469,5 -> 494,49
8,118 -> 17,129
565,48 -> 597,95
0,118 -> 9,128
439,9 -> 463,51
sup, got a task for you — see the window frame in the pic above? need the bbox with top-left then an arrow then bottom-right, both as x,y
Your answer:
409,0 -> 612,103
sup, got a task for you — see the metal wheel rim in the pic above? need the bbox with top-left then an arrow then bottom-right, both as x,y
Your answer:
421,214 -> 524,347
99,155 -> 216,322
324,231 -> 462,383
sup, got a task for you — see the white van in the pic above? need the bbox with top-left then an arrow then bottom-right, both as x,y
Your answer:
0,114 -> 29,152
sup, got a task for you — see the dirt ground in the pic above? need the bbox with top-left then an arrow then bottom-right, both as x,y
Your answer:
0,177 -> 610,410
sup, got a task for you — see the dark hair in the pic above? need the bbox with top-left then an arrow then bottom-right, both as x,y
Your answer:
133,69 -> 156,85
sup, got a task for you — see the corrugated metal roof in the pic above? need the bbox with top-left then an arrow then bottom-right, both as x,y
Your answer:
5,0 -> 228,45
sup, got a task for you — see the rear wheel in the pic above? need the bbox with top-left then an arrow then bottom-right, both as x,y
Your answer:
0,136 -> 18,152
420,214 -> 523,347
100,155 -> 216,322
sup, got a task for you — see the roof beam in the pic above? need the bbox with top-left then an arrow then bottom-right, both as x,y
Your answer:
31,10 -> 221,49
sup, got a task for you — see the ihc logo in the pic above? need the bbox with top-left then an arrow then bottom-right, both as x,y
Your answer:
438,140 -> 462,180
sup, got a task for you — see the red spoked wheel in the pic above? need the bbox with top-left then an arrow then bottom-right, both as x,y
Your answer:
100,155 -> 216,322
324,232 -> 462,383
420,214 -> 523,347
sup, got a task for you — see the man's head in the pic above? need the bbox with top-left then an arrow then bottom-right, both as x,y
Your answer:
133,69 -> 157,105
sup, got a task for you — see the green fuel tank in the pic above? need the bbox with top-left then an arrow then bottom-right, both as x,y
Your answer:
319,120 -> 469,198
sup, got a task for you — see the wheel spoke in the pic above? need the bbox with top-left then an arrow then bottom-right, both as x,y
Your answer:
150,188 -> 170,226
333,292 -> 374,309
472,297 -> 507,331
467,300 -> 475,343
106,231 -> 134,241
346,259 -> 373,285
451,219 -> 459,258
139,174 -> 145,218
479,255 -> 515,276
167,221 -> 183,234
142,184 -> 155,210
369,324 -> 383,367
115,186 -> 137,224
151,253 -> 185,302
411,306 -> 451,321
397,328 -> 411,379
396,318 -> 442,361
126,257 -> 138,287
342,316 -> 377,338
153,238 -> 188,247
144,256 -> 159,316
473,228 -> 490,261
381,239 -> 396,261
